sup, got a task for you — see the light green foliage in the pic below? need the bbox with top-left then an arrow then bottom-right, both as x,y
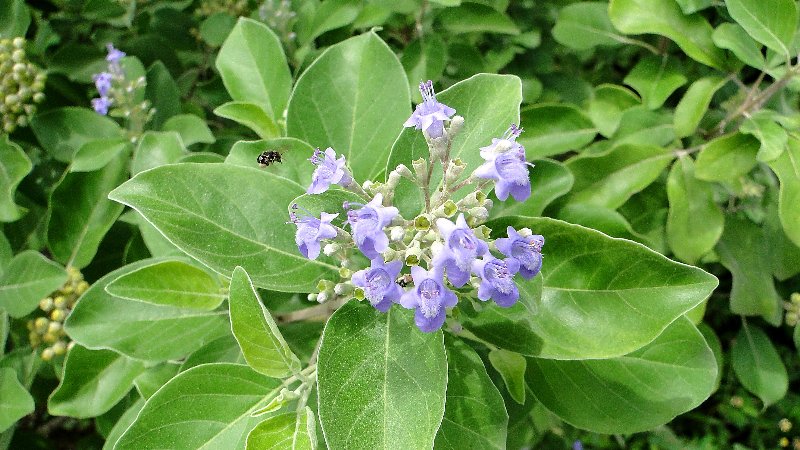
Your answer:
71,138 -> 130,172
725,0 -> 798,60
0,368 -> 33,433
246,408 -> 317,450
624,56 -> 687,110
552,2 -> 623,50
30,107 -> 123,162
768,137 -> 800,248
224,137 -> 315,186
713,23 -> 766,69
163,114 -> 215,147
0,250 -> 66,318
586,84 -> 640,137
740,111 -> 788,162
439,3 -> 519,35
131,131 -> 186,175
519,104 -> 597,158
214,101 -> 281,139
0,136 -> 31,222
488,348 -> 527,404
674,76 -> 725,138
695,133 -> 760,182
731,322 -> 788,408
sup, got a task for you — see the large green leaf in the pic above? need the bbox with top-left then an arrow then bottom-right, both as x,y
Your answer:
527,317 -> 717,433
491,159 -> 574,218
163,114 -> 216,147
555,204 -> 657,249
0,0 -> 30,38
713,23 -> 766,69
48,345 -> 146,418
30,107 -> 123,163
105,259 -> 224,310
108,163 -> 339,292
731,322 -> 788,408
246,408 -> 317,450
609,0 -> 726,69
71,138 -> 131,173
131,131 -> 186,175
115,363 -> 281,450
0,136 -> 32,222
488,349 -> 527,404
438,3 -> 519,35
214,101 -> 281,139
433,338 -> 507,450
229,267 -> 301,378
725,0 -> 798,59
102,398 -> 144,450
767,137 -> 800,247
666,156 -> 724,264
0,251 -> 67,318
466,217 -> 718,359
552,2 -> 624,50
0,368 -> 33,433
224,138 -> 315,186
673,76 -> 725,138
287,32 -> 410,181
47,153 -> 128,268
217,18 -> 291,121
520,104 -> 597,159
587,84 -> 641,138
695,132 -> 759,182
65,258 -> 231,362
741,111 -> 788,162
623,56 -> 687,110
317,301 -> 447,450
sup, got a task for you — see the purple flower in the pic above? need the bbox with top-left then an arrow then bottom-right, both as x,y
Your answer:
403,80 -> 456,138
474,124 -> 532,202
289,204 -> 338,260
346,193 -> 398,259
495,226 -> 544,279
308,147 -> 352,194
352,258 -> 403,312
93,72 -> 112,96
434,214 -> 488,287
399,266 -> 458,332
91,97 -> 112,115
106,44 -> 125,63
573,441 -> 584,450
472,255 -> 520,307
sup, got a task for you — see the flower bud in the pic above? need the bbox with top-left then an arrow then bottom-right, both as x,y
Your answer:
338,267 -> 352,279
382,248 -> 397,261
307,293 -> 318,302
448,115 -> 464,137
34,317 -> 49,333
441,200 -> 458,217
323,243 -> 341,256
39,297 -> 54,312
386,170 -> 402,190
334,282 -> 353,296
52,341 -> 67,356
50,308 -> 66,322
414,214 -> 431,231
41,348 -> 54,362
395,164 -> 413,179
354,288 -> 365,300
428,135 -> 449,161
54,295 -> 67,308
445,159 -> 466,185
47,321 -> 62,334
316,279 -> 335,293
404,245 -> 422,266
412,158 -> 428,181
316,291 -> 330,303
389,226 -> 405,242
467,207 -> 489,225
43,332 -> 58,344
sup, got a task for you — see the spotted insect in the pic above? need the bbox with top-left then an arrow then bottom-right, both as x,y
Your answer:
257,150 -> 283,167
396,273 -> 413,288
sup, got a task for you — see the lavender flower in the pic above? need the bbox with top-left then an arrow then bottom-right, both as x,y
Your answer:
495,226 -> 544,279
403,80 -> 456,138
308,147 -> 352,194
346,193 -> 398,259
106,44 -> 125,64
289,204 -> 338,260
399,266 -> 458,332
93,72 -> 112,97
434,214 -> 488,287
472,255 -> 520,307
91,97 -> 112,115
474,124 -> 532,202
352,258 -> 403,312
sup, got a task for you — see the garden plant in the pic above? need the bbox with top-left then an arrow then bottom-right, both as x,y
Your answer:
1,0 -> 800,449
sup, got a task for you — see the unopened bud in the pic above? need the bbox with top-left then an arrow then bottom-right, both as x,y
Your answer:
50,308 -> 66,322
448,115 -> 464,137
779,418 -> 792,433
387,170 -> 402,189
414,214 -> 431,231
382,248 -> 397,261
334,283 -> 353,296
47,321 -> 62,334
390,226 -> 405,242
517,227 -> 533,237
475,225 -> 492,240
34,317 -> 49,333
39,297 -> 54,312
467,207 -> 489,224
354,288 -> 365,300
405,245 -> 422,266
445,159 -> 466,185
395,164 -> 413,179
428,136 -> 449,161
12,38 -> 24,48
307,293 -> 318,302
53,295 -> 67,308
41,348 -> 54,361
412,158 -> 428,181
316,291 -> 329,303
323,243 -> 341,256
316,279 -> 335,293
338,267 -> 352,279
442,200 -> 457,217
792,292 -> 800,305
482,198 -> 493,211
52,341 -> 67,356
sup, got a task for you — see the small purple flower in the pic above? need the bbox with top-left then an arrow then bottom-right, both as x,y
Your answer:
495,226 -> 544,279
573,441 -> 583,450
399,266 -> 458,332
346,193 -> 398,259
474,124 -> 532,202
403,80 -> 456,138
352,258 -> 403,312
289,204 -> 338,260
307,147 -> 352,194
93,72 -> 112,97
472,255 -> 520,307
91,97 -> 112,115
434,214 -> 488,287
106,43 -> 126,63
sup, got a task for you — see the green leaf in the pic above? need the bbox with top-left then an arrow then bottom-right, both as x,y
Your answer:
520,104 -> 597,159
726,0 -> 798,60
468,217 -> 718,359
527,317 -> 717,433
401,36 -> 447,102
0,136 -> 32,222
666,156 -> 724,264
145,62 -> 182,131
180,334 -> 245,371
741,111 -> 788,162
317,301 -> 447,450
0,368 -> 33,433
674,76 -> 725,138
556,203 -> 657,249
71,138 -> 131,172
200,13 -> 237,47
246,408 -> 317,450
713,23 -> 766,69
0,251 -> 67,318
676,0 -> 713,14
288,32 -> 409,181
215,102 -> 281,139
105,259 -> 224,310
695,132 -> 759,182
115,363 -> 281,450
134,363 -> 180,399
716,215 -> 783,325
731,322 -> 788,408
47,153 -> 128,268
132,131 -> 186,175
217,18 -> 291,121
766,190 -> 800,280
48,345 -> 146,418
609,0 -> 726,69
296,0 -> 361,45
439,3 -> 519,35
613,105 -> 675,147
488,348 -> 527,404
491,159 -> 574,218
65,258 -> 231,362
768,136 -> 800,248
109,163 -> 338,292
0,0 -> 30,38
623,56 -> 688,110
224,138 -> 315,186
434,338 -> 507,450
102,398 -> 144,450
552,2 -> 624,50
31,107 -> 123,162
229,267 -> 301,378
163,114 -> 215,146
587,84 -> 640,138
564,144 -> 674,209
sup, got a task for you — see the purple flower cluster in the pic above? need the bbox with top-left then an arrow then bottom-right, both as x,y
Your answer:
91,44 -> 125,116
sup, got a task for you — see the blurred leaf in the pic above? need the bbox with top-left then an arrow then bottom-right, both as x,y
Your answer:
31,107 -> 123,163
676,0 -> 713,14
765,191 -> 800,280
0,0 -> 30,38
402,35 -> 447,102
488,348 -> 527,404
71,138 -> 131,173
713,23 -> 766,69
0,136 -> 31,222
695,132 -> 760,182
0,251 -> 66,318
731,322 -> 788,408
624,56 -> 687,110
726,0 -> 798,59
491,159 -> 574,218
674,76 -> 725,138
200,13 -> 236,47
520,104 -> 597,158
102,397 -> 144,450
767,136 -> 800,247
741,111 -> 788,162
246,408 -> 316,450
163,115 -> 215,146
587,84 -> 640,137
132,131 -> 186,175
552,2 -> 623,50
145,62 -> 182,131
613,105 -> 675,147
439,3 -> 519,35
215,101 -> 281,139
296,0 -> 361,45
0,368 -> 33,433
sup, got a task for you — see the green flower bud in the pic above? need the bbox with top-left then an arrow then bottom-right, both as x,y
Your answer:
445,159 -> 466,185
52,341 -> 67,356
47,321 -> 63,335
50,308 -> 66,322
39,297 -> 54,312
447,115 -> 464,137
395,164 -> 413,179
34,317 -> 49,333
404,245 -> 422,266
338,267 -> 352,279
442,200 -> 458,217
53,295 -> 68,308
334,282 -> 353,296
412,158 -> 428,181
41,348 -> 55,362
414,214 -> 431,231
354,287 -> 365,300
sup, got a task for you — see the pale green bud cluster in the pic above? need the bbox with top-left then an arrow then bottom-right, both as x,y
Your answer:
785,292 -> 800,327
196,0 -> 250,17
0,38 -> 46,133
27,267 -> 89,361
